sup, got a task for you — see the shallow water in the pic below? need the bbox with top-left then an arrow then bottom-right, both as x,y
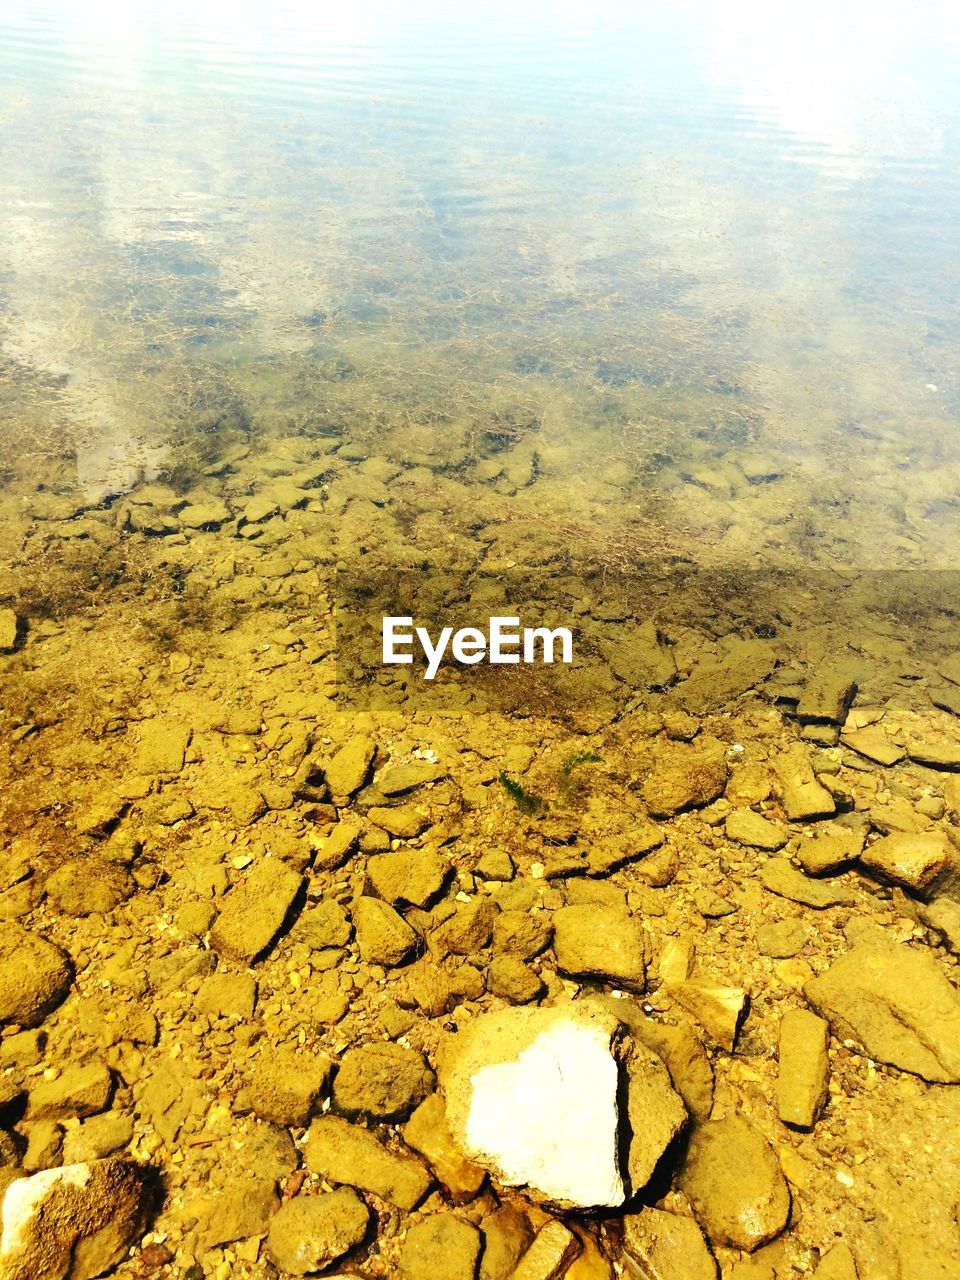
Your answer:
2,0 -> 960,578
6,8 -> 960,1278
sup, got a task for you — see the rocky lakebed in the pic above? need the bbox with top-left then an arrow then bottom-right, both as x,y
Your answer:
1,425 -> 960,1280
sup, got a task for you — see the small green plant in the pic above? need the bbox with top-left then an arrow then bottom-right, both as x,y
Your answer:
560,750 -> 604,777
499,772 -> 546,816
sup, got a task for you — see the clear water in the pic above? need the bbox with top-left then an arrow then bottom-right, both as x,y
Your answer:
1,0 -> 960,585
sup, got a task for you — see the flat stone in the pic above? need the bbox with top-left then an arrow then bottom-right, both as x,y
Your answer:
432,899 -> 497,958
367,805 -> 431,838
0,609 -> 20,653
670,981 -> 748,1052
905,739 -> 960,769
479,1204 -> 534,1280
196,973 -> 257,1020
0,924 -> 73,1028
399,1212 -> 482,1280
795,824 -> 866,876
202,1178 -> 278,1249
797,669 -> 857,724
773,747 -> 836,821
45,859 -> 133,917
247,1047 -> 333,1126
757,920 -> 808,958
210,858 -> 304,964
294,899 -> 352,950
776,1009 -> 829,1128
725,811 -> 787,851
804,942 -> 960,1082
26,1064 -> 113,1121
179,499 -> 231,528
488,956 -> 544,1004
311,821 -> 362,871
378,762 -> 445,794
333,1042 -> 434,1121
492,911 -> 553,960
860,831 -> 951,893
267,1187 -> 369,1276
0,1159 -> 149,1280
367,849 -> 450,908
509,1221 -> 581,1280
812,1243 -> 859,1279
404,1094 -> 486,1202
354,897 -> 419,966
61,1114 -> 133,1164
760,859 -> 855,909
134,720 -> 191,775
679,1115 -> 790,1252
677,639 -> 777,713
552,904 -> 646,992
641,742 -> 728,818
604,621 -> 676,690
622,1208 -> 718,1280
324,735 -> 375,795
841,727 -> 905,766
304,1116 -> 433,1210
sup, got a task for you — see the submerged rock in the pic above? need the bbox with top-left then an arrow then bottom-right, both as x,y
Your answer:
552,903 -> 646,991
803,942 -> 960,1082
776,1009 -> 830,1129
642,742 -> 728,818
304,1116 -> 433,1210
0,610 -> 20,654
209,858 -> 303,964
0,1159 -> 149,1280
266,1187 -> 369,1276
398,1212 -> 482,1280
0,925 -> 73,1028
859,830 -> 952,893
438,1004 -> 685,1209
622,1207 -> 718,1280
679,1115 -> 790,1252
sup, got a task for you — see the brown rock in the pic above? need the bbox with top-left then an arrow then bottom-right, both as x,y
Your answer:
725,811 -> 787,851
552,904 -> 646,991
267,1187 -> 369,1275
367,849 -> 450,908
0,924 -> 73,1028
488,956 -> 544,1004
0,1158 -> 149,1280
860,831 -> 951,893
622,1207 -> 718,1279
404,1094 -> 486,1202
324,735 -> 375,796
480,1204 -> 534,1280
776,1009 -> 829,1128
642,743 -> 728,818
399,1212 -> 482,1280
354,897 -> 419,966
247,1048 -> 333,1126
509,1221 -> 581,1280
26,1064 -> 113,1122
804,942 -> 960,1082
333,1042 -> 435,1120
209,858 -> 303,963
679,1115 -> 790,1252
304,1116 -> 433,1209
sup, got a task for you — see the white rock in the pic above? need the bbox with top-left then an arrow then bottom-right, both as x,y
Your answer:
440,1006 -> 630,1207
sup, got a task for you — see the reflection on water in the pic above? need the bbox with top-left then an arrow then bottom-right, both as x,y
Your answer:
1,0 -> 958,577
